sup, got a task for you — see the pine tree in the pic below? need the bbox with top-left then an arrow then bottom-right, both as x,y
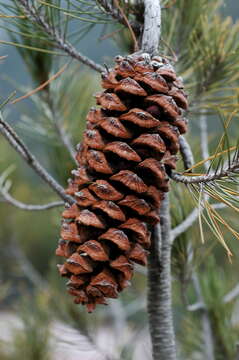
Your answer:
0,1 -> 239,360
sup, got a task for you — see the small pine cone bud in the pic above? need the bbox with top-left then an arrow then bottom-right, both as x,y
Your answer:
57,54 -> 188,312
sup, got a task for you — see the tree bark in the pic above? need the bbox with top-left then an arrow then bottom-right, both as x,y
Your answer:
147,194 -> 177,360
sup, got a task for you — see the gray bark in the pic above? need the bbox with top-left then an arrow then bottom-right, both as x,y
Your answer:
142,1 -> 177,359
147,194 -> 177,360
179,136 -> 195,170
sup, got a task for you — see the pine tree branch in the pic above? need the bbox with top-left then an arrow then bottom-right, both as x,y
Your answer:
141,0 -> 161,54
0,113 -> 75,204
171,162 -> 239,184
171,203 -> 226,241
189,279 -> 239,309
97,0 -> 141,34
223,283 -> 239,304
0,189 -> 63,211
179,135 -> 194,170
18,0 -> 104,73
97,0 -> 127,25
187,301 -> 205,312
142,2 -> 177,359
148,194 -> 177,360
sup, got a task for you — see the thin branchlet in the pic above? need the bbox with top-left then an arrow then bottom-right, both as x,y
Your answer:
97,0 -> 126,24
0,114 -> 75,204
179,135 -> 194,170
171,162 -> 239,184
171,203 -> 226,242
97,0 -> 141,33
0,189 -> 64,211
18,0 -> 104,72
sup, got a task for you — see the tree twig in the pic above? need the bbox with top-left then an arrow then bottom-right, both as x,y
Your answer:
18,0 -> 104,73
0,113 -> 75,204
97,0 -> 126,24
223,283 -> 239,304
96,0 -> 140,32
170,162 -> 239,184
179,135 -> 194,170
141,0 -> 161,55
187,301 -> 205,312
171,203 -> 226,241
11,63 -> 69,104
0,189 -> 63,211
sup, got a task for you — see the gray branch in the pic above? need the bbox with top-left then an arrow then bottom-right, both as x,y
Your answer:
179,136 -> 195,170
142,1 -> 177,358
171,203 -> 226,241
18,0 -> 104,73
189,279 -> 239,309
0,114 -> 75,204
223,283 -> 239,304
171,161 -> 239,184
187,301 -> 205,312
1,189 -> 63,211
148,194 -> 177,360
97,0 -> 127,25
141,0 -> 161,54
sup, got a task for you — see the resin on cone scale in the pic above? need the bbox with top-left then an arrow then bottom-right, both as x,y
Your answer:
57,53 -> 188,312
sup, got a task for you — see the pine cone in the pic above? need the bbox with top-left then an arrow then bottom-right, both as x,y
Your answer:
56,53 -> 188,312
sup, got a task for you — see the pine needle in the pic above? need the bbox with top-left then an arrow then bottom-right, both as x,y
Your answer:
11,63 -> 69,104
198,185 -> 205,244
0,40 -> 64,56
0,55 -> 7,61
113,0 -> 139,52
205,201 -> 232,258
184,145 -> 238,173
0,14 -> 26,18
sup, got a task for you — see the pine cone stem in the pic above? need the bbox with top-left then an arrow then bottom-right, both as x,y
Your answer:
141,0 -> 161,55
148,194 -> 177,360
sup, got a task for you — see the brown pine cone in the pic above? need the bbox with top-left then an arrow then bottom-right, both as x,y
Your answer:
56,53 -> 188,312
